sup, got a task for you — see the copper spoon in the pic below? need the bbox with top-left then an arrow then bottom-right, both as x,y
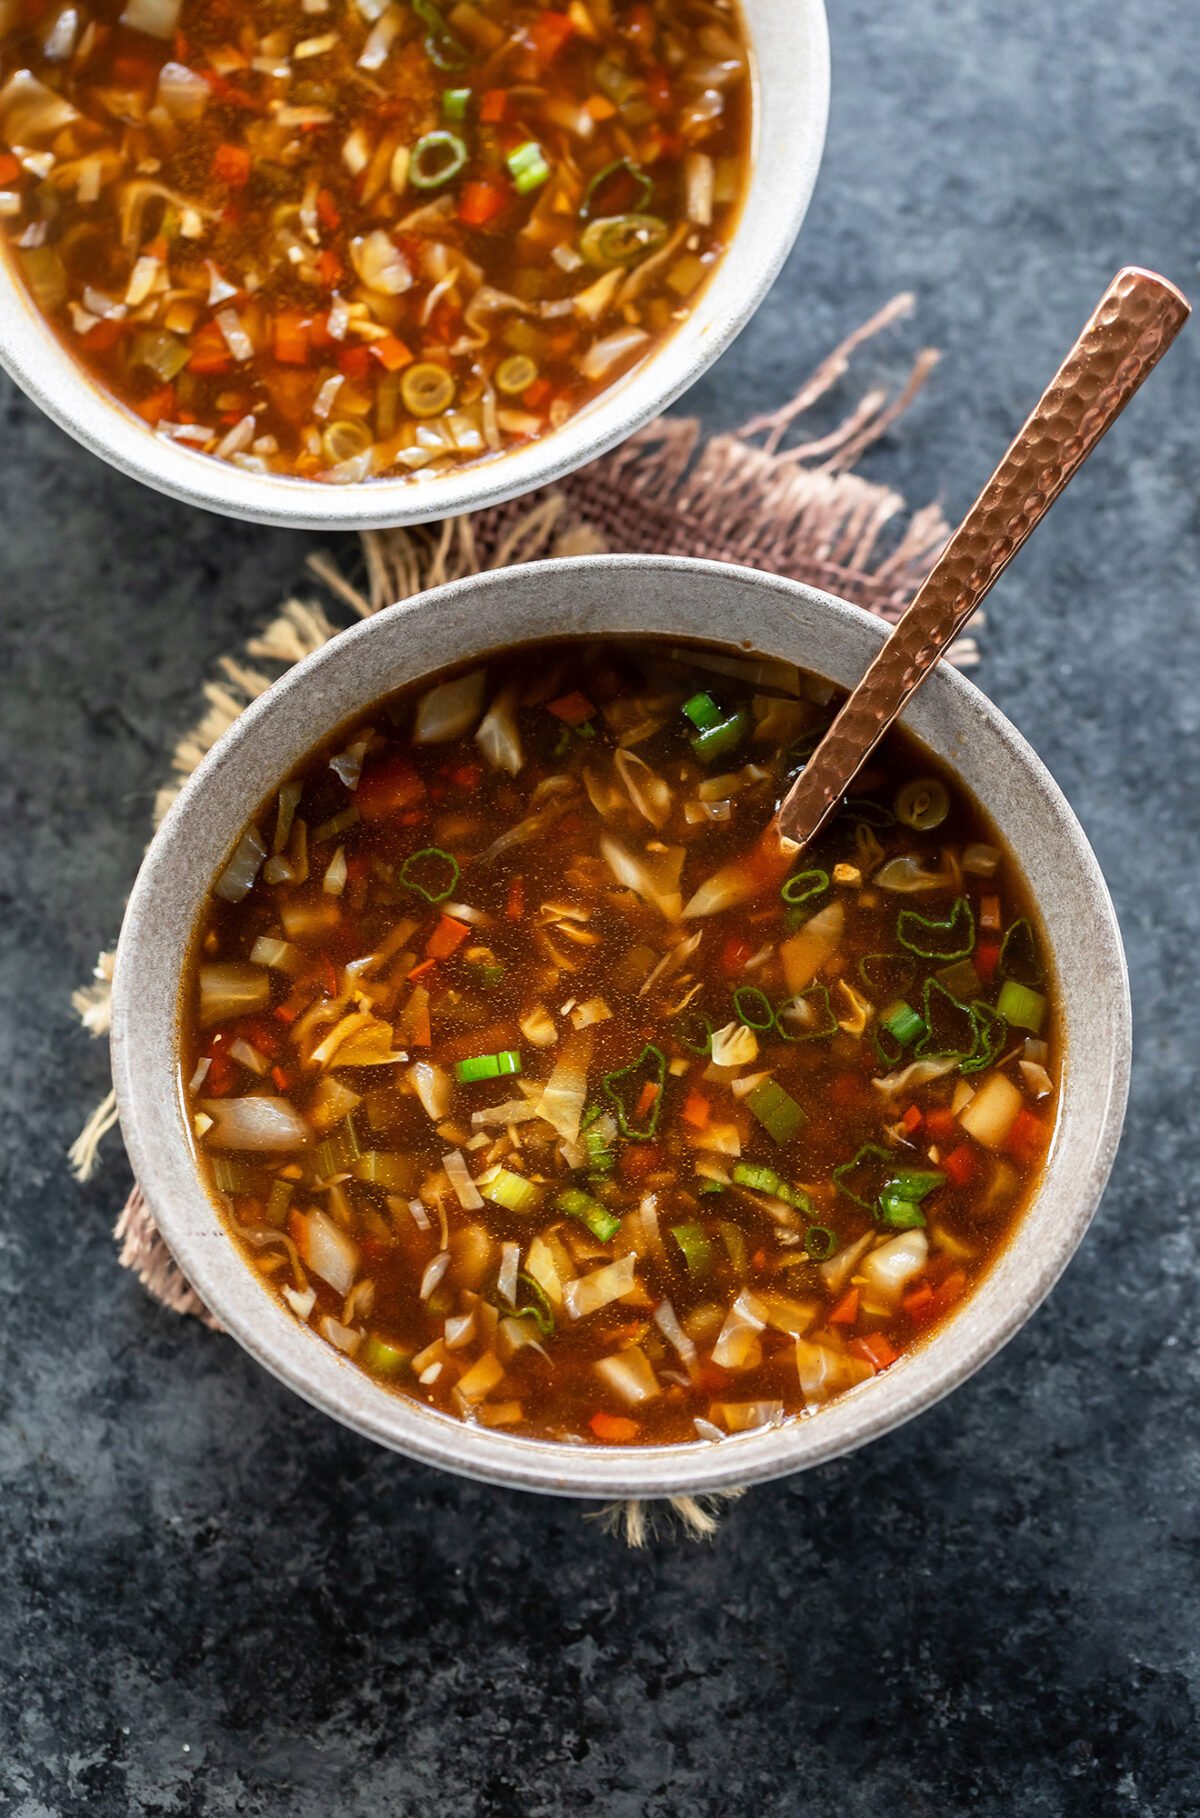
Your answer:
683,266 -> 1190,917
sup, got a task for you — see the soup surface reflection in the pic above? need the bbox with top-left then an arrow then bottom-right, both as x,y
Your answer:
183,638 -> 1059,1446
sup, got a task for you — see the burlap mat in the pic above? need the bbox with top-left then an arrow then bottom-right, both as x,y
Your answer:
71,295 -> 971,1543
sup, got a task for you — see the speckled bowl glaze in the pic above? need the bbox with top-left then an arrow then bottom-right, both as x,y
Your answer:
111,557 -> 1131,1498
0,1 -> 828,531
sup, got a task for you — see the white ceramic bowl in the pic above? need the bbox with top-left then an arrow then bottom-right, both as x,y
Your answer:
111,557 -> 1131,1498
0,2 -> 829,530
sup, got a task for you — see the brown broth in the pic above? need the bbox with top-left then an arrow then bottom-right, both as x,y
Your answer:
0,0 -> 751,481
181,638 -> 1060,1446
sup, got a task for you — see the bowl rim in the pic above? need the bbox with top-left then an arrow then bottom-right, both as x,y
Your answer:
0,0 -> 830,531
111,555 -> 1132,1497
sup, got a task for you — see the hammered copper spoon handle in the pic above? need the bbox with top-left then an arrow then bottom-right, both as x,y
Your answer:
774,266 -> 1190,853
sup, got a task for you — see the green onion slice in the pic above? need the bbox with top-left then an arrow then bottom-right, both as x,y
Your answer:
690,708 -> 749,765
581,156 -> 653,219
676,1010 -> 713,1056
897,895 -> 976,960
858,951 -> 917,996
558,1187 -> 621,1243
603,1043 -> 666,1139
840,797 -> 895,827
413,0 -> 467,68
454,1050 -> 523,1082
780,867 -> 829,906
745,1079 -> 805,1146
731,1162 -> 814,1213
833,1142 -> 894,1210
579,212 -> 669,268
681,690 -> 723,732
996,979 -> 1046,1033
507,139 -> 551,193
514,1272 -> 556,1336
481,1167 -> 540,1214
998,917 -> 1044,987
914,977 -> 978,1062
410,129 -> 469,188
670,1222 -> 715,1276
733,984 -> 774,1030
398,846 -> 459,902
877,1193 -> 926,1230
442,86 -> 470,119
804,1225 -> 838,1261
961,1000 -> 1007,1074
774,983 -> 838,1042
886,1168 -> 946,1200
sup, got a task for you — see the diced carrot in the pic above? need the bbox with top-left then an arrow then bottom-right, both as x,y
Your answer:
274,1004 -> 297,1025
356,753 -> 426,820
338,343 -> 371,381
426,914 -> 472,960
273,310 -> 310,366
720,933 -> 753,974
522,375 -> 552,410
941,1143 -> 978,1189
479,88 -> 508,124
849,1332 -> 901,1372
681,1089 -> 710,1130
584,93 -> 617,121
316,248 -> 342,289
204,1048 -> 235,1096
903,1282 -> 937,1323
1006,1106 -> 1046,1164
212,142 -> 252,188
407,957 -> 439,982
449,761 -> 483,789
930,1269 -> 967,1317
589,1411 -> 640,1442
506,877 -> 524,920
320,954 -> 338,997
828,1288 -> 859,1327
409,995 -> 432,1046
82,317 -> 125,355
188,319 -> 233,375
750,1248 -> 767,1272
635,1079 -> 660,1120
135,384 -> 176,425
645,66 -> 673,112
923,1107 -> 957,1140
371,332 -> 413,372
316,186 -> 341,230
980,894 -> 1002,932
976,939 -> 1000,984
619,1144 -> 660,1183
546,690 -> 595,726
270,1065 -> 290,1092
458,179 -> 506,227
902,1103 -> 923,1133
528,9 -> 574,62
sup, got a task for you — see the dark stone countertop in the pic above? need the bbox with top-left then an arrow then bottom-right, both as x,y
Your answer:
2,2 -> 1198,1813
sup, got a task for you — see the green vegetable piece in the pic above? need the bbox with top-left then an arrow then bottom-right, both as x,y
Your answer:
442,86 -> 469,119
884,1001 -> 926,1045
264,1177 -> 294,1228
745,1079 -> 806,1146
585,1124 -> 615,1177
211,1155 -> 261,1195
700,1180 -> 727,1198
579,212 -> 669,268
410,129 -> 469,188
732,1161 -> 785,1196
681,690 -> 723,732
413,0 -> 467,68
998,917 -> 1044,987
897,895 -> 976,961
733,984 -> 774,1030
915,977 -> 978,1062
937,957 -> 983,1002
398,846 -> 459,903
877,1193 -> 926,1230
558,1187 -> 621,1243
887,1168 -> 946,1200
962,1001 -> 1008,1074
514,1273 -> 556,1337
507,139 -> 551,193
780,867 -> 829,906
804,1225 -> 838,1260
718,1220 -> 747,1270
841,798 -> 895,827
482,1168 -> 540,1215
315,1115 -> 361,1179
676,1010 -> 713,1056
670,1223 -> 715,1276
603,1043 -> 667,1139
996,979 -> 1046,1033
775,983 -> 839,1042
581,155 -> 653,218
361,1335 -> 413,1375
455,1050 -> 523,1082
858,951 -> 917,996
690,708 -> 750,765
833,1142 -> 895,1210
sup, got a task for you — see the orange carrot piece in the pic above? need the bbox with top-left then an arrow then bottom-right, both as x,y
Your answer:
589,1411 -> 640,1442
828,1288 -> 859,1327
849,1332 -> 901,1372
506,877 -> 524,919
425,914 -> 471,960
372,332 -> 413,372
212,142 -> 252,187
635,1079 -> 660,1120
546,690 -> 595,726
681,1089 -> 710,1130
273,310 -> 310,366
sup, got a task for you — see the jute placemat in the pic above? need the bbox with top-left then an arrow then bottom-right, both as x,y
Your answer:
71,295 -> 971,1543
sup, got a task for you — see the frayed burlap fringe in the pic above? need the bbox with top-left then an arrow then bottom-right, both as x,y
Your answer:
72,298 -> 959,1540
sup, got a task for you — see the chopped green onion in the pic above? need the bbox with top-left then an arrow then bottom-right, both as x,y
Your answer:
804,1225 -> 837,1260
579,212 -> 668,268
700,1179 -> 727,1198
264,1177 -> 294,1227
937,957 -> 982,1002
398,846 -> 459,902
603,1044 -> 666,1139
585,1124 -> 615,1176
897,895 -> 976,960
558,1187 -> 621,1243
352,1152 -> 415,1190
886,1168 -> 945,1200
731,1162 -> 813,1212
996,979 -> 1046,1032
775,983 -> 838,1042
464,952 -> 505,987
507,139 -> 551,193
841,797 -> 895,827
690,708 -> 749,764
670,1222 -> 715,1276
482,1168 -> 541,1215
718,1219 -> 747,1270
883,1001 -> 925,1046
410,129 -> 469,188
455,1050 -> 523,1082
895,777 -> 950,830
315,1115 -> 361,1178
780,867 -> 829,906
581,156 -> 653,219
998,917 -> 1044,987
858,951 -> 917,995
833,1142 -> 893,1209
676,1010 -> 713,1056
877,1193 -> 926,1230
962,1000 -> 1008,1074
412,0 -> 467,68
515,1272 -> 556,1336
212,1155 -> 260,1195
733,984 -> 774,1030
682,690 -> 723,732
361,1335 -> 413,1375
442,86 -> 470,119
745,1079 -> 806,1146
914,978 -> 978,1062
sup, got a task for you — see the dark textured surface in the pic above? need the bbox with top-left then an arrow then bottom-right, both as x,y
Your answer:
2,1 -> 1198,1812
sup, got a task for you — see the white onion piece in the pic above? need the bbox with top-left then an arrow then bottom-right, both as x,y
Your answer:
564,1253 -> 638,1321
420,1252 -> 450,1300
215,307 -> 253,362
684,150 -> 714,225
443,1148 -> 483,1211
156,60 -> 209,119
319,1315 -> 361,1355
599,834 -> 684,921
709,1021 -> 758,1068
43,7 -> 80,60
579,327 -> 649,382
654,1299 -> 698,1374
537,1029 -> 592,1145
213,824 -> 266,902
711,1289 -> 766,1369
199,1096 -> 309,1152
613,748 -> 672,828
0,69 -> 79,140
350,228 -> 412,295
282,1284 -> 316,1320
871,1054 -> 960,1099
874,854 -> 958,893
497,1241 -> 519,1306
859,1230 -> 928,1306
407,1060 -> 452,1122
592,1345 -> 658,1403
475,683 -> 524,775
413,669 -> 485,743
119,0 -> 181,39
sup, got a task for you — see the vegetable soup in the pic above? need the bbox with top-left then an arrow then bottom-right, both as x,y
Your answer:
182,639 -> 1059,1447
0,0 -> 751,481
